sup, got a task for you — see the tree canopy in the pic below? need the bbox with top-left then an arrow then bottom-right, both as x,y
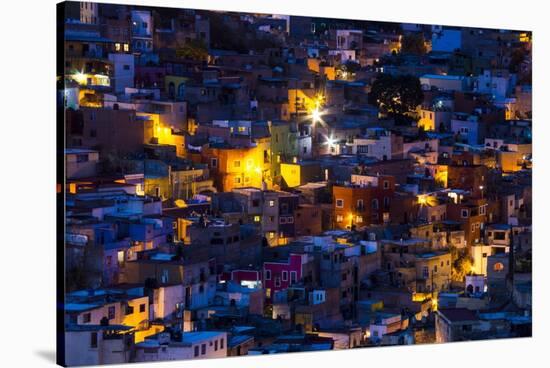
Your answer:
369,73 -> 424,117
401,33 -> 427,55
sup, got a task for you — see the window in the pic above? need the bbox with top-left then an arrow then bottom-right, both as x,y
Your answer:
461,209 -> 469,218
290,271 -> 297,283
336,215 -> 343,222
269,200 -> 275,207
493,262 -> 505,272
220,338 -> 224,349
384,197 -> 390,209
108,306 -> 116,320
372,199 -> 379,210
357,199 -> 364,210
115,43 -> 121,51
90,332 -> 98,348
83,313 -> 91,323
123,43 -> 129,52
336,199 -> 344,208
422,266 -> 429,279
494,231 -> 506,240
201,344 -> 206,355
234,177 -> 241,184
211,158 -> 218,168
125,305 -> 134,315
265,269 -> 271,280
383,180 -> 390,189
139,304 -> 146,313
254,215 -> 261,222
356,216 -> 363,223
214,340 -> 218,351
269,232 -> 275,239
282,271 -> 288,281
194,346 -> 199,357
479,205 -> 486,215
275,277 -> 281,287
234,160 -> 241,168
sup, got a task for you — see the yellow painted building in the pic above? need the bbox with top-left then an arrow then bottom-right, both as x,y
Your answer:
280,162 -> 321,188
201,140 -> 272,192
137,112 -> 186,157
288,88 -> 317,115
121,296 -> 164,343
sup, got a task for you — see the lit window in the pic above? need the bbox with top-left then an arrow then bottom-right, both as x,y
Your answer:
254,216 -> 261,222
356,216 -> 363,223
123,43 -> 129,52
115,43 -> 121,51
493,262 -> 505,272
336,215 -> 343,222
269,200 -> 275,207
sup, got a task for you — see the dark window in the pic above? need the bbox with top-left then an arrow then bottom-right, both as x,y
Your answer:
123,65 -> 130,70
108,306 -> 116,319
83,313 -> 91,323
139,304 -> 145,313
90,332 -> 98,348
194,346 -> 199,357
201,343 -> 206,355
220,338 -> 224,349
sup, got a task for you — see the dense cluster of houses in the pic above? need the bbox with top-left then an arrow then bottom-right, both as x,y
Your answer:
60,2 -> 532,365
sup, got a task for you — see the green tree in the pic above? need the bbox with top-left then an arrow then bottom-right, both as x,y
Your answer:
401,33 -> 427,55
176,39 -> 208,62
369,74 -> 424,117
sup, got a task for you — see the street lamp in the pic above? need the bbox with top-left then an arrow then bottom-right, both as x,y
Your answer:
479,185 -> 484,199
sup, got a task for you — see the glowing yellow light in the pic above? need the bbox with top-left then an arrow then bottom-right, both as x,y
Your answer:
72,71 -> 88,85
325,135 -> 335,146
311,108 -> 322,123
174,199 -> 187,208
254,167 -> 262,174
254,215 -> 261,222
418,195 -> 427,205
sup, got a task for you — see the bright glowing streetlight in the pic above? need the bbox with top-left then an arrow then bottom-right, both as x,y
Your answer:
311,107 -> 322,124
